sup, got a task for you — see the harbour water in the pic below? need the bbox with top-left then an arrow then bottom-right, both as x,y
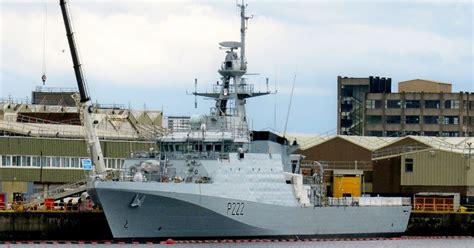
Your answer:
1,238 -> 473,248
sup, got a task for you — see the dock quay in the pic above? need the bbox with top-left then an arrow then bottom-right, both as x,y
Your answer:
0,211 -> 111,240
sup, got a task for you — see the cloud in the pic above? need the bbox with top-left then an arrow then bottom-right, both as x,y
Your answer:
1,0 -> 472,132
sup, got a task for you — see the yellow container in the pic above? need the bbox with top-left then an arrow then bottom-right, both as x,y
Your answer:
333,175 -> 361,198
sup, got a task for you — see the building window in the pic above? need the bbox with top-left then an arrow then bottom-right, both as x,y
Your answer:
386,115 -> 401,124
71,158 -> 80,168
405,116 -> 420,124
32,157 -> 38,167
386,100 -> 401,108
444,100 -> 459,109
61,157 -> 70,168
366,100 -> 375,109
425,100 -> 440,109
342,88 -> 353,97
464,117 -> 474,125
441,132 -> 459,137
386,131 -> 402,137
21,156 -> 30,166
2,156 -> 11,166
341,101 -> 353,112
424,116 -> 439,124
367,115 -> 382,124
367,131 -> 383,136
52,157 -> 61,167
405,158 -> 413,172
442,116 -> 459,125
44,157 -> 51,167
366,100 -> 384,109
424,131 -> 439,136
341,118 -> 352,128
405,100 -> 420,108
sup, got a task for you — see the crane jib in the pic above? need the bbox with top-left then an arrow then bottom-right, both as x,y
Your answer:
59,0 -> 90,103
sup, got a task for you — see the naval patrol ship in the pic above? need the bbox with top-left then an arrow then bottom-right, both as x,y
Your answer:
90,1 -> 411,239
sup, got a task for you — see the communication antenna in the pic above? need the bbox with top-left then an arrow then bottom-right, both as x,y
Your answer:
194,78 -> 198,109
283,70 -> 297,138
273,76 -> 278,131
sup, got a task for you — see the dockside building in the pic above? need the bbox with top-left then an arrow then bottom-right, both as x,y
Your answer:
0,87 -> 162,204
338,77 -> 474,137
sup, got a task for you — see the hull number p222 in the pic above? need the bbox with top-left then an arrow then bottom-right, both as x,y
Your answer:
227,202 -> 245,216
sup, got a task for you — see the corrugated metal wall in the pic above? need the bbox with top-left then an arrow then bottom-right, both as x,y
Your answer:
0,137 -> 88,157
0,168 -> 86,183
300,137 -> 372,161
401,150 -> 471,186
0,136 -> 155,183
0,137 -> 155,158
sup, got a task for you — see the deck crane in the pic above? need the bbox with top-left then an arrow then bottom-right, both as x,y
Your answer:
59,0 -> 106,175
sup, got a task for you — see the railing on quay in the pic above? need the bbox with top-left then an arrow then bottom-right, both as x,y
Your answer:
0,199 -> 99,213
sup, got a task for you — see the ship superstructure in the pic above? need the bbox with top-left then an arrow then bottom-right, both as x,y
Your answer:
89,1 -> 411,239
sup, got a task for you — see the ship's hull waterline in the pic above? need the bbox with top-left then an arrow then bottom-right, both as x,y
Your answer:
93,182 -> 411,239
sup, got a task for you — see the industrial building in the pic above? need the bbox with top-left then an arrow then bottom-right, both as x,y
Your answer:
286,134 -> 395,197
337,76 -> 392,136
338,77 -> 474,137
286,134 -> 474,202
0,87 -> 162,203
372,136 -> 474,202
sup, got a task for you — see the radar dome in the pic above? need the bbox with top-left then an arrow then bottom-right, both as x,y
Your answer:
190,114 -> 205,130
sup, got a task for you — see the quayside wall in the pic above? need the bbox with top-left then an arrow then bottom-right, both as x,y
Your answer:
0,212 -> 111,240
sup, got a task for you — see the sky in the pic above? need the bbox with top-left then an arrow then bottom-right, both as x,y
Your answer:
1,0 -> 473,134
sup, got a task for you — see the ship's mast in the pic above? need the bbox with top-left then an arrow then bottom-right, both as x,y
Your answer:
193,0 -> 270,136
60,0 -> 106,174
239,0 -> 248,71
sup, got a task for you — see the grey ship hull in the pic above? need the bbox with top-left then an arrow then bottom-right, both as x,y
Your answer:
93,182 -> 411,239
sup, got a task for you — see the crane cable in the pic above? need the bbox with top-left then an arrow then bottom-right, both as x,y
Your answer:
41,1 -> 48,85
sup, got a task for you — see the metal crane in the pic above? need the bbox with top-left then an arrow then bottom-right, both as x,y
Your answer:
59,0 -> 106,174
